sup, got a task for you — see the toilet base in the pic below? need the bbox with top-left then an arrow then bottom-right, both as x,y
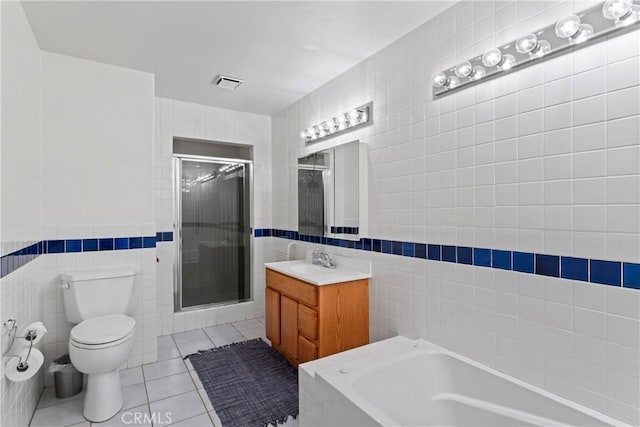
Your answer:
83,370 -> 123,422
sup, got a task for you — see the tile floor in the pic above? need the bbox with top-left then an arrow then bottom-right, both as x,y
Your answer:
29,318 -> 298,427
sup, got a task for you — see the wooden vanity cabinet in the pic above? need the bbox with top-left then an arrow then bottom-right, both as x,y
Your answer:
265,268 -> 369,366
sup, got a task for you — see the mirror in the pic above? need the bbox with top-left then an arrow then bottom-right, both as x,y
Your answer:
297,140 -> 367,241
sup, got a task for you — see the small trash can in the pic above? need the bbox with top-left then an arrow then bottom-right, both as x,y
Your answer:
49,354 -> 83,398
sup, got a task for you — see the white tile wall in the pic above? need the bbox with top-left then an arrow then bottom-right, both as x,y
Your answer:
154,98 -> 273,335
38,223 -> 159,379
0,258 -> 45,427
272,1 -> 640,424
2,2 -> 45,425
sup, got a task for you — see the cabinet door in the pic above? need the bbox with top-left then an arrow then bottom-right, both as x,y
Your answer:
298,335 -> 318,364
280,295 -> 298,359
265,287 -> 281,345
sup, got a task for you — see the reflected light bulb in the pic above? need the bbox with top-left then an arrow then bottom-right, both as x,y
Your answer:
454,61 -> 473,78
497,54 -> 516,71
432,72 -> 448,88
555,15 -> 582,38
615,4 -> 640,26
603,0 -> 633,19
529,40 -> 551,58
470,66 -> 486,80
573,24 -> 594,42
482,48 -> 503,67
516,34 -> 538,54
447,76 -> 460,88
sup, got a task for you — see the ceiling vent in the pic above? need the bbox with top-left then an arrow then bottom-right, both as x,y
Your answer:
214,75 -> 244,90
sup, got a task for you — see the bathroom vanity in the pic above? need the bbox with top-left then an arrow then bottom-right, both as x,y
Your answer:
264,258 -> 371,366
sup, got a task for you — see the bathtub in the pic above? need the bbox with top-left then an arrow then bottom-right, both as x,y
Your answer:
299,336 -> 628,427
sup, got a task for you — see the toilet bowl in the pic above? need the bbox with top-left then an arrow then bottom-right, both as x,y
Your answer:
60,268 -> 138,422
69,314 -> 136,422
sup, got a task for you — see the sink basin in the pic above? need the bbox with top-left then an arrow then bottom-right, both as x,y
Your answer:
289,263 -> 336,275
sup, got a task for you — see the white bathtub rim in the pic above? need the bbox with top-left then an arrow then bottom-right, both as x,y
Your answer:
314,336 -> 631,427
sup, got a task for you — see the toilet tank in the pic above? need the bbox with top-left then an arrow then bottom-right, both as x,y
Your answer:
60,269 -> 138,323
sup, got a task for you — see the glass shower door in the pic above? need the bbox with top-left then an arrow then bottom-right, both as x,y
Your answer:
174,156 -> 252,311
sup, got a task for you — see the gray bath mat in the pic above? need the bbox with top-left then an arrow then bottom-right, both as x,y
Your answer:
185,338 -> 298,427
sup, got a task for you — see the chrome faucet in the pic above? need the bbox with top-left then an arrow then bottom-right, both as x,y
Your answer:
312,251 -> 336,269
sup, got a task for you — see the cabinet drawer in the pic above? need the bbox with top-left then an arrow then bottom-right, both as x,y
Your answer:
298,304 -> 318,340
298,335 -> 318,364
266,269 -> 318,307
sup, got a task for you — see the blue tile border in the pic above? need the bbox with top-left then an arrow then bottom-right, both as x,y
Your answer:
591,260 -> 621,286
0,242 -> 42,279
1,234 -> 163,278
561,257 -> 588,282
253,228 -> 640,291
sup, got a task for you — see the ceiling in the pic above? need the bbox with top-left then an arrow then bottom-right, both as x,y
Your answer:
21,1 -> 451,115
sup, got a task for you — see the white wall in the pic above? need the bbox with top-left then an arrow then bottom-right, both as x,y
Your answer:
154,98 -> 272,334
272,1 -> 640,424
42,52 -> 154,226
39,53 -> 158,375
0,2 -> 44,426
1,1 -> 42,243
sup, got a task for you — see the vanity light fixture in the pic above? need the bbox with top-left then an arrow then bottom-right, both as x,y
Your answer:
300,102 -> 372,143
433,0 -> 640,96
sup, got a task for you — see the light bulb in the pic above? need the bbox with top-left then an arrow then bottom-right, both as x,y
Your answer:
318,130 -> 326,138
454,61 -> 473,78
497,54 -> 516,71
338,122 -> 346,130
555,15 -> 582,38
573,24 -> 593,43
516,34 -> 538,54
300,131 -> 307,138
529,40 -> 551,58
615,4 -> 640,26
603,0 -> 633,20
306,127 -> 315,137
446,76 -> 460,88
324,120 -> 335,131
482,48 -> 503,67
470,66 -> 486,80
432,72 -> 448,88
360,112 -> 368,123
337,114 -> 347,124
348,110 -> 359,120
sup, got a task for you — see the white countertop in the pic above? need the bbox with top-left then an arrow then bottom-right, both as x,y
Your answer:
265,256 -> 371,286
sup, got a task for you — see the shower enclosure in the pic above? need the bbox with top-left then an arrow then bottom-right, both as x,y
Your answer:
174,154 -> 252,311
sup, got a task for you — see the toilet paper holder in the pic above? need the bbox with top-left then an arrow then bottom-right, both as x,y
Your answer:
2,318 -> 46,372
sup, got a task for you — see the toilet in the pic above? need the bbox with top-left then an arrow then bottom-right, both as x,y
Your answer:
60,269 -> 138,422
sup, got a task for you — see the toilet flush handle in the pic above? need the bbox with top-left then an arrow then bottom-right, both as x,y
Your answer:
58,282 -> 69,290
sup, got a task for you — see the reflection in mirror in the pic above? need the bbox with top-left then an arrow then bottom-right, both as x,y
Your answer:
297,140 -> 367,241
298,152 -> 330,237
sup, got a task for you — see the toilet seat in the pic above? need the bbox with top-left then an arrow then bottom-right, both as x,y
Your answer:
70,314 -> 135,348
